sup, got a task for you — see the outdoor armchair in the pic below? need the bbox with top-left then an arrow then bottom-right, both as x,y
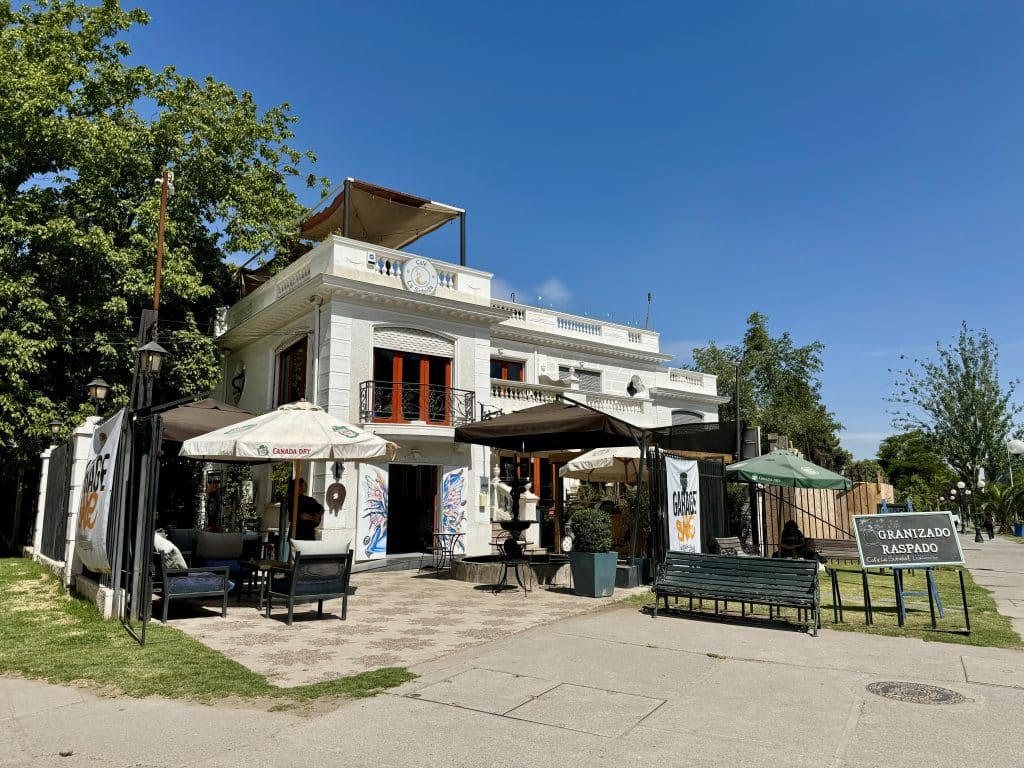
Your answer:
153,553 -> 231,623
265,543 -> 354,625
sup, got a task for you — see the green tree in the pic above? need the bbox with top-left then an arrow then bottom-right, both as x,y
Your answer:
0,0 -> 327,462
980,483 -> 1023,534
690,312 -> 846,467
876,430 -> 955,511
890,323 -> 1021,488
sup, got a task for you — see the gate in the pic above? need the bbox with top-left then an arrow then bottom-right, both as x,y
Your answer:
40,440 -> 72,562
646,450 -> 727,566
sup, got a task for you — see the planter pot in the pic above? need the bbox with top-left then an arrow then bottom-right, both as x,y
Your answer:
569,551 -> 618,597
628,556 -> 653,585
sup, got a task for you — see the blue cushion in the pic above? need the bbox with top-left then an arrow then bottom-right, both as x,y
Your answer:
202,558 -> 241,576
167,573 -> 231,595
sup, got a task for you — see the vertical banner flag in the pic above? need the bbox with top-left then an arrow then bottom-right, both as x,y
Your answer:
665,456 -> 701,553
75,409 -> 126,573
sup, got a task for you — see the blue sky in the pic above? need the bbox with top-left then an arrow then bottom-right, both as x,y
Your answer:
124,1 -> 1023,459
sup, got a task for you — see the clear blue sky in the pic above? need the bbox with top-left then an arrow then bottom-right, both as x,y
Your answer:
124,1 -> 1024,459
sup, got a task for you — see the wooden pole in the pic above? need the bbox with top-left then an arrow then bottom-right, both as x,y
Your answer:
291,460 -> 301,549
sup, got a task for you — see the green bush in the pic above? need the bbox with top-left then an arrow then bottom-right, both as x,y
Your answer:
570,506 -> 613,553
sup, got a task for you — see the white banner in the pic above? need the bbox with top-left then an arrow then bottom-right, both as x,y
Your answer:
75,409 -> 126,573
666,456 -> 701,553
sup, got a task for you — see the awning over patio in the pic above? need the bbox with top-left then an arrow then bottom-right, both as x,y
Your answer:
300,178 -> 463,249
159,398 -> 253,443
454,400 -> 645,452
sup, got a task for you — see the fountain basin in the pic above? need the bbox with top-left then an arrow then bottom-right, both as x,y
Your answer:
451,554 -> 572,588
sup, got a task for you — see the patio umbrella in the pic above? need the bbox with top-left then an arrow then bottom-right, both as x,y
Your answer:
725,449 -> 852,490
180,400 -> 398,545
159,398 -> 252,443
558,446 -> 646,483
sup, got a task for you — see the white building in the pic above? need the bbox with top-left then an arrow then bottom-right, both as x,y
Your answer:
215,180 -> 726,563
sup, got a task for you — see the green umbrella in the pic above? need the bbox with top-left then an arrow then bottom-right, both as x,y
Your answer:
725,449 -> 852,490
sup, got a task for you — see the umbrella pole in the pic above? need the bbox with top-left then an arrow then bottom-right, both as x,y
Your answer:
291,459 -> 301,548
629,433 -> 647,561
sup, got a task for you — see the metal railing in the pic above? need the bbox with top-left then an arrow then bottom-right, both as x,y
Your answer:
40,441 -> 72,561
359,380 -> 476,427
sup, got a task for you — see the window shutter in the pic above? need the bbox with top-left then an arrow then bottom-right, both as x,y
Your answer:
373,327 -> 454,358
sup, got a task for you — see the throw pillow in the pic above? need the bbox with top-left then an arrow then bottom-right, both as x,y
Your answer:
153,531 -> 188,571
289,538 -> 352,557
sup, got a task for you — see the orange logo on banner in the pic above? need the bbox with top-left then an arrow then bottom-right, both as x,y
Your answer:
675,516 -> 695,543
79,491 -> 98,529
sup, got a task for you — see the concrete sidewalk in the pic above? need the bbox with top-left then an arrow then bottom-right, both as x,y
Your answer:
3,535 -> 1023,767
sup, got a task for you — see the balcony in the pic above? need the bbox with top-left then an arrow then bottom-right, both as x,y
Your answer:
488,379 -> 648,418
359,380 -> 476,428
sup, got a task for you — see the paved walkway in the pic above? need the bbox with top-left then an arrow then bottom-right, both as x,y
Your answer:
3,535 -> 1024,767
174,569 -> 646,687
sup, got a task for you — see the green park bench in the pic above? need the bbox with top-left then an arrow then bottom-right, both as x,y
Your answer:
652,551 -> 821,636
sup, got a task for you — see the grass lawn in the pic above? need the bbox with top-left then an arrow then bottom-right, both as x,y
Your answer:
0,558 -> 414,704
631,565 -> 1022,649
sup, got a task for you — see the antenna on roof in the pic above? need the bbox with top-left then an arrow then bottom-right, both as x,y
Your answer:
644,292 -> 652,329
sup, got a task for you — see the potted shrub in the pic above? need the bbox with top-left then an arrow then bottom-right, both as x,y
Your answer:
568,506 -> 617,597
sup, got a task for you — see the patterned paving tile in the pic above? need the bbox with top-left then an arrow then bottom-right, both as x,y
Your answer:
170,570 -> 641,687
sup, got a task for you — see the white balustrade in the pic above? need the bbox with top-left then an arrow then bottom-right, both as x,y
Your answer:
584,393 -> 646,415
668,369 -> 705,388
491,301 -> 526,321
557,317 -> 601,336
376,257 -> 405,279
490,379 -> 562,404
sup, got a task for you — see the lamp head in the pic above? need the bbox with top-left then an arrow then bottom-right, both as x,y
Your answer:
137,340 -> 168,376
86,377 -> 110,402
48,418 -> 63,436
956,480 -> 966,490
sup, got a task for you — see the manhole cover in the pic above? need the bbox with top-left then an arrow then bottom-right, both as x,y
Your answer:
866,681 -> 971,705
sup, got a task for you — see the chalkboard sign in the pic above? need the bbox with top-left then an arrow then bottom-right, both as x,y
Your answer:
853,512 -> 965,568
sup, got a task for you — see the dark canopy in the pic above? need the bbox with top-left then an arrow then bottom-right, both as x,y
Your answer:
159,398 -> 253,443
454,400 -> 645,452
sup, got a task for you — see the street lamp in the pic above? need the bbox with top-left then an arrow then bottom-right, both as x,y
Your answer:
1008,439 -> 1024,486
137,340 -> 168,377
48,418 -> 63,445
86,377 -> 109,416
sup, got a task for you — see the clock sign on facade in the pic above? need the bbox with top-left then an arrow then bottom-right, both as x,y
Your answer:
402,257 -> 439,295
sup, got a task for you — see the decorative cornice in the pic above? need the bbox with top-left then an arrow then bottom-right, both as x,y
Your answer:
492,325 -> 672,365
648,387 -> 729,406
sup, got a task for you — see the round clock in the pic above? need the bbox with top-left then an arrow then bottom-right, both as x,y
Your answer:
402,257 -> 439,295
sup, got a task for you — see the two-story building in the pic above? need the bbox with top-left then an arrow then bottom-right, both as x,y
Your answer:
215,180 -> 726,564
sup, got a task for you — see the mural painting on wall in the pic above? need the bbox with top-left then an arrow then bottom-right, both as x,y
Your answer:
360,467 -> 388,559
440,467 -> 467,554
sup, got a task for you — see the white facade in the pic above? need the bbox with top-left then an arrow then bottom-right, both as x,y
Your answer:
215,235 -> 726,561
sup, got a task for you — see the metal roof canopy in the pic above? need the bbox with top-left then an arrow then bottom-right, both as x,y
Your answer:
454,399 -> 647,453
300,178 -> 467,264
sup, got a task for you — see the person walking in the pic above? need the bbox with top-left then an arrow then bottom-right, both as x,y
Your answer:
984,511 -> 996,540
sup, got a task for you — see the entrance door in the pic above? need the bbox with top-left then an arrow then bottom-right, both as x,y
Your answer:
387,465 -> 439,554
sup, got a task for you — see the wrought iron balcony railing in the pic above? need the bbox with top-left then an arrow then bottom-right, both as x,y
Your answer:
359,380 -> 476,427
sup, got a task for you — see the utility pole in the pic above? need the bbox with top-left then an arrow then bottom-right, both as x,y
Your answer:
152,170 -> 174,312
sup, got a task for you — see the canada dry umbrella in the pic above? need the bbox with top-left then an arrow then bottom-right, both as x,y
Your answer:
725,449 -> 852,490
180,400 -> 398,548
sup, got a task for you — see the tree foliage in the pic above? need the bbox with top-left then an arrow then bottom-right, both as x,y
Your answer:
876,430 -> 955,512
980,483 -> 1023,533
0,0 -> 327,461
890,323 -> 1021,487
690,312 -> 847,468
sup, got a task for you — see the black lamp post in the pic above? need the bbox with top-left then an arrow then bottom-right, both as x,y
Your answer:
86,377 -> 109,417
975,479 -> 987,542
48,418 -> 63,445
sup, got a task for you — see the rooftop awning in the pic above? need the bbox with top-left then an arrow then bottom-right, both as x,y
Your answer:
300,179 -> 463,250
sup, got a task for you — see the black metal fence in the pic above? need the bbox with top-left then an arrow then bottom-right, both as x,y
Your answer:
39,441 -> 72,561
646,449 -> 727,566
